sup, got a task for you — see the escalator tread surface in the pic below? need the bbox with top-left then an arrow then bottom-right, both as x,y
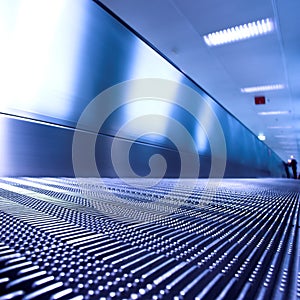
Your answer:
0,177 -> 299,300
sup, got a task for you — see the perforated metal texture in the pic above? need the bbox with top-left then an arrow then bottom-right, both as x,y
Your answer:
0,178 -> 299,300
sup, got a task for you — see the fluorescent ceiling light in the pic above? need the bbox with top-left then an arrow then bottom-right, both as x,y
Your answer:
258,111 -> 290,116
203,18 -> 274,46
241,84 -> 284,93
274,135 -> 294,138
279,141 -> 296,145
267,126 -> 292,129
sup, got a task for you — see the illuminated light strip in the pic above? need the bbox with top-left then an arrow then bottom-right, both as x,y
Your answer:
203,18 -> 274,46
258,111 -> 290,116
279,142 -> 297,145
241,84 -> 284,93
267,126 -> 292,129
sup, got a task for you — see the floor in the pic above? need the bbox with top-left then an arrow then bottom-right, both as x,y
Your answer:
0,177 -> 299,300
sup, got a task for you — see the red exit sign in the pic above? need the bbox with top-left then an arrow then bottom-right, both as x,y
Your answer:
255,96 -> 266,105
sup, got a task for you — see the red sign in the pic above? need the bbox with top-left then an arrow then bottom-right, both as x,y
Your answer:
255,96 -> 266,105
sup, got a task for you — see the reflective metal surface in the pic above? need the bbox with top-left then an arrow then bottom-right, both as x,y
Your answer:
0,0 -> 285,177
0,177 -> 299,299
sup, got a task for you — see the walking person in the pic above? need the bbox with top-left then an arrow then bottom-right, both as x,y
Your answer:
288,155 -> 297,179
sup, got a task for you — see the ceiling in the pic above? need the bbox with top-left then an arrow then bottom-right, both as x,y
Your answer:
97,0 -> 300,163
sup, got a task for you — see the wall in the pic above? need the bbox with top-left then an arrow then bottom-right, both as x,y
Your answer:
0,0 -> 286,178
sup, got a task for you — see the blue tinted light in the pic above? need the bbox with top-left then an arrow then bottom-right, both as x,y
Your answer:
124,100 -> 172,138
0,0 -> 88,120
129,41 -> 183,81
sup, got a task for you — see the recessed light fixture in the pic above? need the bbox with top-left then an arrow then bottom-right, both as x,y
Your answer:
241,84 -> 284,93
279,141 -> 296,145
274,135 -> 294,138
258,111 -> 290,116
203,18 -> 274,47
258,133 -> 266,141
267,126 -> 292,129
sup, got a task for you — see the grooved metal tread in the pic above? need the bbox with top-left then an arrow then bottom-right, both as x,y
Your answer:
0,177 -> 299,300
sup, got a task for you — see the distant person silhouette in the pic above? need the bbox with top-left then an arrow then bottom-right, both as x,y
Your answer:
288,155 -> 297,179
283,162 -> 290,178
